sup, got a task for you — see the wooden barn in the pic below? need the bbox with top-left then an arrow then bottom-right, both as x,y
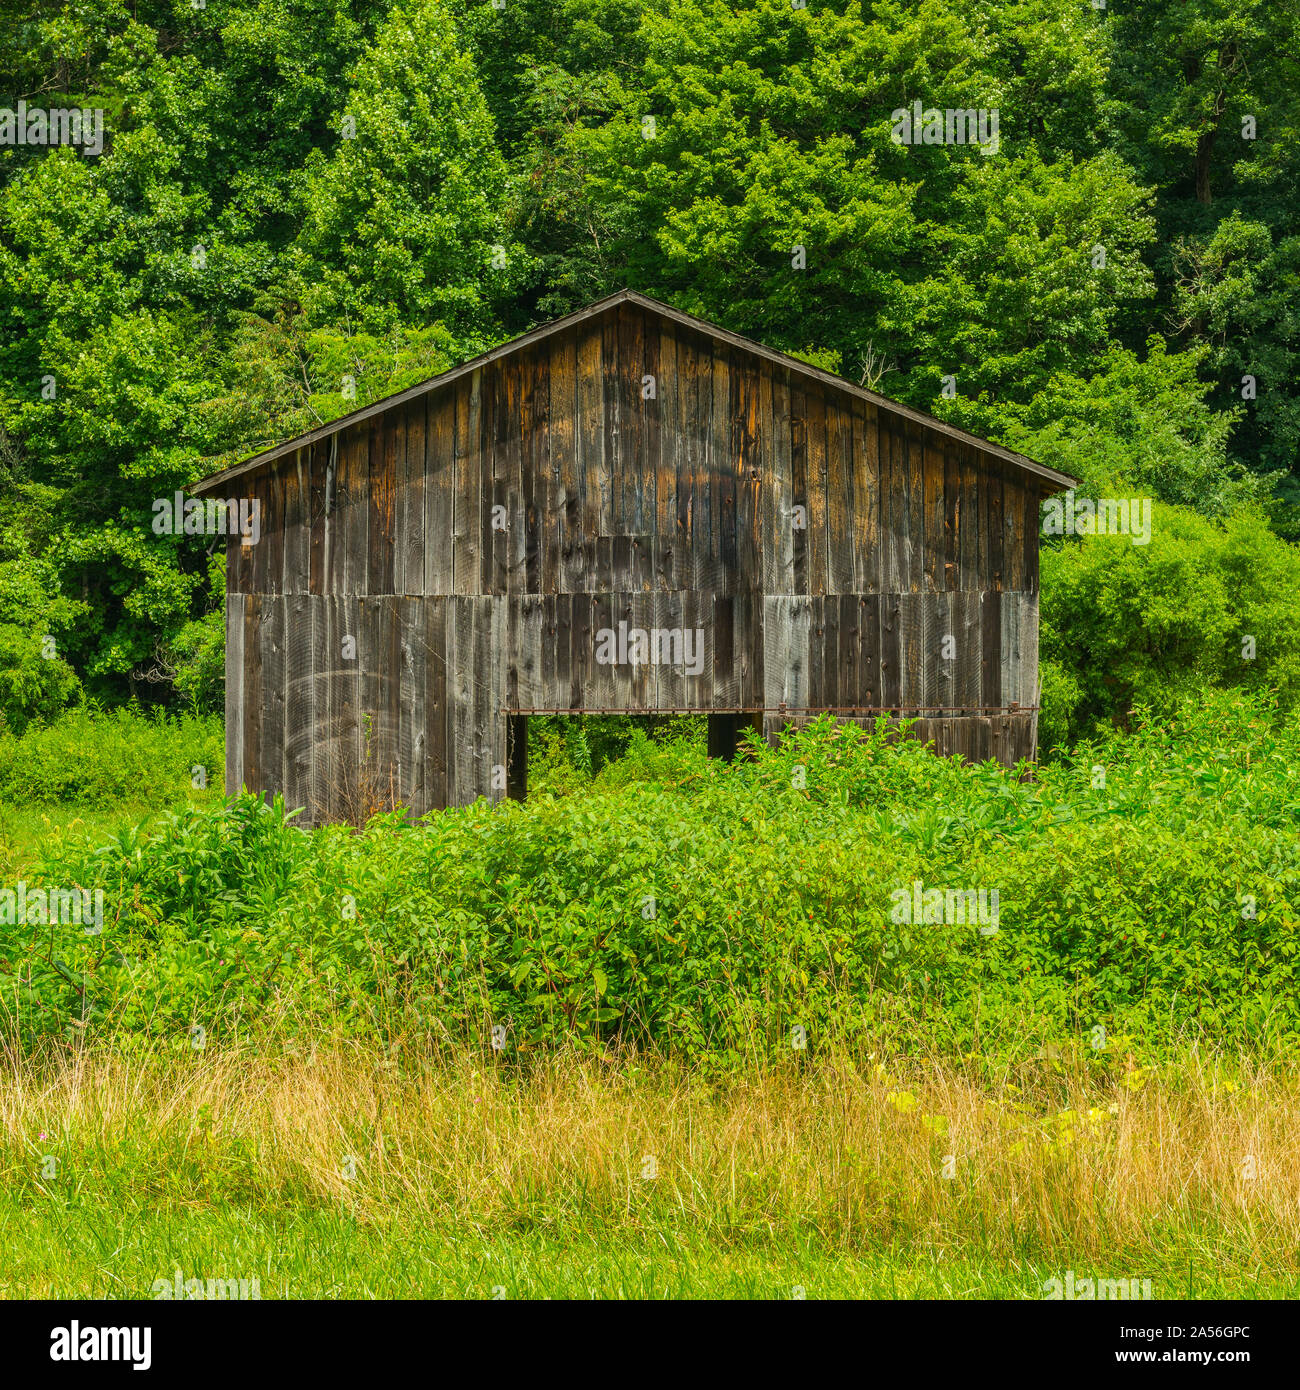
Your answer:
192,289 -> 1075,825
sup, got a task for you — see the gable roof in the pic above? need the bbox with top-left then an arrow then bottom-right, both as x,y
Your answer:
192,288 -> 1077,497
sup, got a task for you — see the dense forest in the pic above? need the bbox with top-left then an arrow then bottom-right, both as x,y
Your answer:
1,0 -> 1298,748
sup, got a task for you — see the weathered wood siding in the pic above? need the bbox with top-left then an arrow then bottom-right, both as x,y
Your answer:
220,300 -> 1044,821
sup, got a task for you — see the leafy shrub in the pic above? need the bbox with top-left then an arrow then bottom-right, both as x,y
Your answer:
0,705 -> 223,806
1041,504 -> 1300,746
6,692 -> 1298,1062
0,558 -> 84,734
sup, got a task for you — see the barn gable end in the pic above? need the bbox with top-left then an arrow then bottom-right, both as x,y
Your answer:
198,291 -> 1074,824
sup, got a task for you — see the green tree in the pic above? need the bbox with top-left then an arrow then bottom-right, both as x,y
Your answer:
296,0 -> 525,338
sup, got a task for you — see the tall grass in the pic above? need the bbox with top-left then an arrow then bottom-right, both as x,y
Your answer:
3,1038 -> 1297,1297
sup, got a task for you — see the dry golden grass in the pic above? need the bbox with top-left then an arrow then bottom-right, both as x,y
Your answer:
3,1039 -> 1297,1276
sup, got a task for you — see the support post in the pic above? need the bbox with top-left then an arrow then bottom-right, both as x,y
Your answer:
707,713 -> 740,764
507,714 -> 528,800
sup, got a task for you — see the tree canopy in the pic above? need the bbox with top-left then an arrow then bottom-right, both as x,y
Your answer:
0,0 -> 1295,728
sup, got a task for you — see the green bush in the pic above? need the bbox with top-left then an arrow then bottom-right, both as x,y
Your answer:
1041,504 -> 1300,747
7,691 -> 1298,1062
0,558 -> 84,735
0,705 -> 223,806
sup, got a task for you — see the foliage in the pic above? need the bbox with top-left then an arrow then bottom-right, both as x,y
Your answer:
296,0 -> 526,336
1040,504 -> 1300,744
8,694 -> 1298,1061
0,554 -> 84,734
0,704 -> 222,806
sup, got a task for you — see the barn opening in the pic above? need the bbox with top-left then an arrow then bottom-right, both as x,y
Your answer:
505,711 -> 765,801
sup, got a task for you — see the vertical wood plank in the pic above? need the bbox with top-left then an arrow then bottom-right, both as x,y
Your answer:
790,385 -> 807,595
392,406 -> 408,597
806,387 -> 828,595
397,597 -> 422,810
693,336 -> 717,594
713,594 -> 736,708
735,351 -> 761,590
505,354 -> 527,596
599,310 -> 619,538
425,597 -> 448,809
884,422 -> 907,593
851,399 -> 880,595
482,363 -> 509,596
959,443 -> 980,592
765,364 -> 794,595
368,413 -> 396,595
932,591 -> 954,715
453,373 -> 482,595
981,589 -> 1002,710
577,324 -> 603,591
549,333 -> 579,594
309,436 -> 333,597
619,305 -> 645,538
943,442 -> 960,593
225,594 -> 245,795
960,591 -> 982,711
554,592 -> 572,710
985,455 -> 1004,591
826,400 -> 853,595
308,595 -> 331,822
426,390 -> 455,595
656,325 -> 675,586
282,449 -> 309,596
676,332 -> 697,590
261,595 -> 286,804
859,594 -> 880,706
1024,480 -> 1041,594
264,464 -> 285,598
1002,468 -> 1025,591
642,311 -> 662,577
590,593 -> 615,711
921,435 -> 944,595
839,591 -> 861,707
905,422 -> 924,593
401,399 -> 426,596
569,590 -> 592,709
713,344 -> 735,592
283,591 -> 313,816
880,593 -> 901,710
337,425 -> 368,596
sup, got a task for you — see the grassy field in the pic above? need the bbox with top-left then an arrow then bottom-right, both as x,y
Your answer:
4,701 -> 1300,1300
3,1039 -> 1298,1299
0,796 -> 219,878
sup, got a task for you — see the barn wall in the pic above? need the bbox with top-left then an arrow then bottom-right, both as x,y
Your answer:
226,593 -> 505,822
221,300 -> 1045,819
